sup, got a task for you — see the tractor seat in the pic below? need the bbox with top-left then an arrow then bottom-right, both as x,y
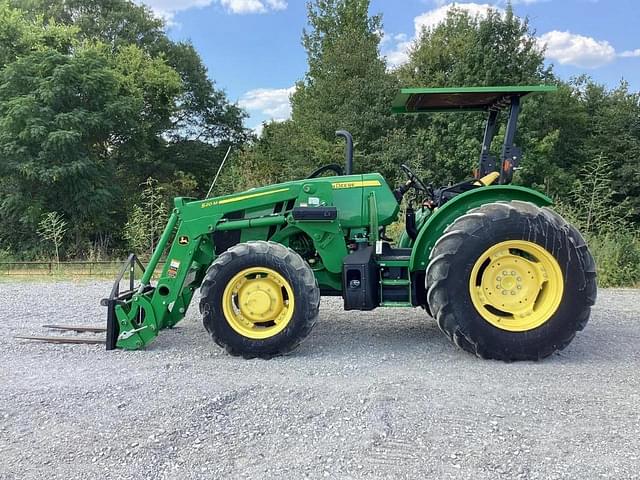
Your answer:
474,171 -> 500,186
435,171 -> 500,207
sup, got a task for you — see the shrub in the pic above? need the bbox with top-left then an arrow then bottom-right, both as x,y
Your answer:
587,230 -> 640,288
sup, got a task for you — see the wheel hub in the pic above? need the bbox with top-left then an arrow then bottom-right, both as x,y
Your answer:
479,255 -> 543,315
222,268 -> 294,339
238,278 -> 283,321
469,240 -> 564,332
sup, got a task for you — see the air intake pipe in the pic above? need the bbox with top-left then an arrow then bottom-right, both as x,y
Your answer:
336,130 -> 353,175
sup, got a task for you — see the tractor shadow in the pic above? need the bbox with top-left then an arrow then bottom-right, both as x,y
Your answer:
297,300 -> 624,364
298,304 -> 456,359
149,297 -> 628,365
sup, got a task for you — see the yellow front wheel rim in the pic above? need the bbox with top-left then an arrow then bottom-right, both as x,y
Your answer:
222,267 -> 295,339
469,240 -> 564,332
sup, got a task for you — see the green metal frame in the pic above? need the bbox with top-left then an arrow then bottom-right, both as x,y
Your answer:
105,173 -> 400,350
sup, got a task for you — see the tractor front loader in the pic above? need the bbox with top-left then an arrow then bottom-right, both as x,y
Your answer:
97,85 -> 595,361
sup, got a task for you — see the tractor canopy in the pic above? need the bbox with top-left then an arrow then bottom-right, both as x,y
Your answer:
391,85 -> 557,114
391,85 -> 557,183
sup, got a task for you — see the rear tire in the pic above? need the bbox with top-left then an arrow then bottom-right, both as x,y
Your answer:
426,201 -> 597,361
199,241 -> 320,359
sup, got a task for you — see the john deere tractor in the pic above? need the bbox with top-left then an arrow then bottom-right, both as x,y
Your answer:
102,86 -> 596,361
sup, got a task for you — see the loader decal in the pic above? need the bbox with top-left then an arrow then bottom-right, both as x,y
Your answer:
201,188 -> 289,208
331,180 -> 381,189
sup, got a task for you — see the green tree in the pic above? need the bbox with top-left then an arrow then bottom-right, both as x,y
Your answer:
224,121 -> 341,192
291,0 -> 398,155
0,1 -> 249,257
579,80 -> 640,223
0,36 -> 179,254
556,155 -> 628,235
19,0 -> 250,185
398,6 -> 547,87
555,154 -> 640,288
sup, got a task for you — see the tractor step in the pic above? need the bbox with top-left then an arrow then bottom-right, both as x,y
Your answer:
42,324 -> 107,333
380,279 -> 410,286
14,335 -> 106,345
377,259 -> 410,267
380,301 -> 413,307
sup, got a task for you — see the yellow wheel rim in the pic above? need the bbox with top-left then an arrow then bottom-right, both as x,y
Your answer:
469,240 -> 564,332
222,267 -> 295,339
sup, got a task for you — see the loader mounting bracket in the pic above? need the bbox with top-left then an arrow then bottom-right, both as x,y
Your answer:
100,254 -> 150,350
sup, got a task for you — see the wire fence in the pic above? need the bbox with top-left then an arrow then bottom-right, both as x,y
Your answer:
0,260 -> 165,277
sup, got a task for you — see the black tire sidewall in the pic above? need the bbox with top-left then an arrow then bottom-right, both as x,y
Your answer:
442,210 -> 587,358
203,248 -> 316,357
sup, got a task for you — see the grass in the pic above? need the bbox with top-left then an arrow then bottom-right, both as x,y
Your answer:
0,261 -> 164,282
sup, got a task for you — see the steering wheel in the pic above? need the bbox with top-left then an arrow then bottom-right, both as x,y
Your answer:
306,164 -> 344,179
400,164 -> 429,193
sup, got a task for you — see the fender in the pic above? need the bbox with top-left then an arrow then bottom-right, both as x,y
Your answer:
409,185 -> 552,271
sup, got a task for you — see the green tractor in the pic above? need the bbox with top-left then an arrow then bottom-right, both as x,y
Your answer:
102,85 -> 596,361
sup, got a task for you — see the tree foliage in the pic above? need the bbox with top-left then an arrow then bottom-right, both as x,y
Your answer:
0,0 -> 248,258
291,0 -> 398,149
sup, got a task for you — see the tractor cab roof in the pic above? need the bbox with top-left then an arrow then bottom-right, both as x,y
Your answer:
391,85 -> 557,114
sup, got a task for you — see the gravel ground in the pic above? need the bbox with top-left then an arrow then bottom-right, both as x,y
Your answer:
1,281 -> 639,480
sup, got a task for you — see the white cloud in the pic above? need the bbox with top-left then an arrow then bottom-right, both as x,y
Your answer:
538,30 -> 616,68
138,0 -> 211,23
413,2 -> 497,33
220,0 -> 264,14
620,49 -> 640,58
238,86 -> 295,121
265,0 -> 287,10
138,0 -> 287,23
510,0 -> 549,4
218,0 -> 288,14
383,3 -> 500,68
252,123 -> 265,137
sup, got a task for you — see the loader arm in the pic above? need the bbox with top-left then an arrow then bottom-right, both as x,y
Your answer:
102,173 -> 399,350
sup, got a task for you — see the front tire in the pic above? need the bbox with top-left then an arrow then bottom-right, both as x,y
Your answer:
199,241 -> 320,359
426,201 -> 597,361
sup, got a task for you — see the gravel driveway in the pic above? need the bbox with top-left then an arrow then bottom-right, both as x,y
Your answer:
0,281 -> 639,480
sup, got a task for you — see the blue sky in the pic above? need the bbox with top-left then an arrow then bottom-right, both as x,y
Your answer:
141,0 -> 639,132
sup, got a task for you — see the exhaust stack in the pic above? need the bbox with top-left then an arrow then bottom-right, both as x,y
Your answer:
336,130 -> 353,175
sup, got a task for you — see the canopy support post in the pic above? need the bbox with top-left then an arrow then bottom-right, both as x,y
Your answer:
499,95 -> 522,184
477,109 -> 499,178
